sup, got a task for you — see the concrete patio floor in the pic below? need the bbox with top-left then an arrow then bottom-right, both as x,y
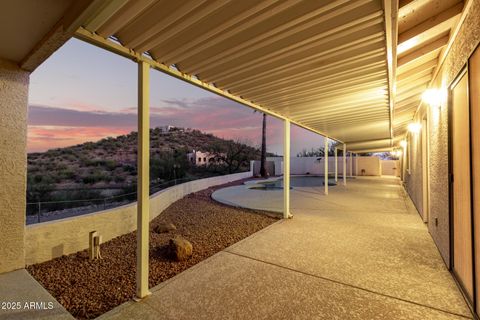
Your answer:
0,269 -> 74,319
100,177 -> 472,320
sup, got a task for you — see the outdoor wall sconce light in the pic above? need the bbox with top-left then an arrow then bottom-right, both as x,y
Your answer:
422,88 -> 443,109
400,140 -> 407,148
393,150 -> 402,157
407,122 -> 422,134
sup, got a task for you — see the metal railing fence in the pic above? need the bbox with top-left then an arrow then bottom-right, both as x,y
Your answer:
26,177 -> 195,224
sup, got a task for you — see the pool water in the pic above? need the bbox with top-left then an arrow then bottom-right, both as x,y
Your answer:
249,176 -> 336,190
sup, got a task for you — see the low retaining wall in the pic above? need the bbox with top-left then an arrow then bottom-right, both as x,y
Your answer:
251,160 -> 275,176
381,160 -> 400,176
267,156 -> 356,176
356,156 -> 381,176
25,171 -> 252,265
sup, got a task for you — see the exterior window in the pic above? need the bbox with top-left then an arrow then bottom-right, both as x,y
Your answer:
198,157 -> 201,162
203,157 -> 206,162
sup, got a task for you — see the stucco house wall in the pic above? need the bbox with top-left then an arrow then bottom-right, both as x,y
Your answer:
405,0 -> 480,265
187,150 -> 222,166
405,128 -> 424,220
0,59 -> 29,273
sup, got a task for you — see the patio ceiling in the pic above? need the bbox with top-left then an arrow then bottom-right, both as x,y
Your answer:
75,0 -> 394,151
0,0 -> 468,152
394,0 -> 464,139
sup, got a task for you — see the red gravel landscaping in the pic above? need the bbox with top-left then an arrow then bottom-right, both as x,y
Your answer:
27,179 -> 279,319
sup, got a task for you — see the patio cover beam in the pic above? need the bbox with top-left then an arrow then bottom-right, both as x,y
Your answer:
382,0 -> 399,147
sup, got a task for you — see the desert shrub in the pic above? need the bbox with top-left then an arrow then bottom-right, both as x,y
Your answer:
82,175 -> 95,184
44,163 -> 57,171
26,174 -> 55,202
28,165 -> 39,173
62,154 -> 77,162
82,142 -> 96,150
105,159 -> 118,170
32,174 -> 54,184
79,157 -> 94,166
58,169 -> 75,180
56,163 -> 68,170
123,164 -> 136,174
114,175 -> 126,183
82,171 -> 108,184
150,149 -> 189,181
45,149 -> 61,157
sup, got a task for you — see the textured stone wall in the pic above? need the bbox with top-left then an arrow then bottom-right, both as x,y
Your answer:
405,128 -> 424,219
0,59 -> 29,273
406,0 -> 480,265
25,170 -> 253,265
423,72 -> 451,265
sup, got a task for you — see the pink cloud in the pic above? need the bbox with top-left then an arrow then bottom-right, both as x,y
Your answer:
27,126 -> 131,153
26,100 -> 267,153
27,96 -> 322,154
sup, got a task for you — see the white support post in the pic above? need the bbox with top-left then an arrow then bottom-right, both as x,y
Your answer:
334,147 -> 338,182
355,153 -> 358,176
324,138 -> 329,195
349,151 -> 353,177
343,143 -> 347,186
136,61 -> 151,300
283,119 -> 291,219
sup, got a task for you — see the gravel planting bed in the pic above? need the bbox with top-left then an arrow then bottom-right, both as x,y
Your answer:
27,179 -> 279,319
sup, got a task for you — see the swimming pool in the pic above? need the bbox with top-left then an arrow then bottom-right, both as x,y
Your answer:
248,175 -> 336,190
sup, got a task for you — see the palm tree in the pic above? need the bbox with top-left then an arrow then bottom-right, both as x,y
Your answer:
260,113 -> 267,177
254,111 -> 268,177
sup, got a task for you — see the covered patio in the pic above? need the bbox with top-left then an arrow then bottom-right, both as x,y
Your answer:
99,177 -> 470,320
1,0 -> 480,319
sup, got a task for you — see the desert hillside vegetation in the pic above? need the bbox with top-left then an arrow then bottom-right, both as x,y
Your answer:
27,127 -> 262,209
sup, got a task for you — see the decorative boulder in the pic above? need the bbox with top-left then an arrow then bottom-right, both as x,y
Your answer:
169,236 -> 193,261
154,222 -> 177,234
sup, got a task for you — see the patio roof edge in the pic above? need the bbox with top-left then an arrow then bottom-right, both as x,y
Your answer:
74,27 -> 345,144
382,0 -> 399,148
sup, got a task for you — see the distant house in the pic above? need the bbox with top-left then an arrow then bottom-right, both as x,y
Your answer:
187,150 -> 222,166
157,125 -> 178,134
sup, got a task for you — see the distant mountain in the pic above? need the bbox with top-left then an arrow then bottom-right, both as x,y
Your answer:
27,127 -> 262,203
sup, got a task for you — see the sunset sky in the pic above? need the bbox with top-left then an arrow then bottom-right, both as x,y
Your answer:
28,38 -> 325,155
